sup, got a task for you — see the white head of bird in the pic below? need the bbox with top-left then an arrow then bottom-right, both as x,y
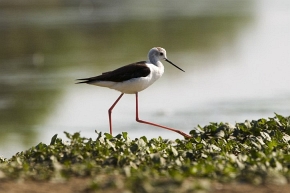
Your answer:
148,47 -> 185,72
148,47 -> 167,64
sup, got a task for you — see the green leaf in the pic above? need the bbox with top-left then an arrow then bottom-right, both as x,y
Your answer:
122,132 -> 128,140
104,133 -> 113,139
50,134 -> 58,145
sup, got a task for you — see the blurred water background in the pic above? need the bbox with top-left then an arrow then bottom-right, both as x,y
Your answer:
0,0 -> 290,158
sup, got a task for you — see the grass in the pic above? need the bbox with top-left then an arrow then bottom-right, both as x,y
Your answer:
0,114 -> 290,192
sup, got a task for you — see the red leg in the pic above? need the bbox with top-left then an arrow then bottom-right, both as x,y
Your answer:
135,93 -> 191,138
108,93 -> 124,135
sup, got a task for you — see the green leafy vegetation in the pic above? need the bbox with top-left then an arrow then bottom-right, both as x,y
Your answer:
0,114 -> 290,192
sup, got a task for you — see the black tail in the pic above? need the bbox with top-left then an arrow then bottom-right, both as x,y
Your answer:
75,78 -> 90,84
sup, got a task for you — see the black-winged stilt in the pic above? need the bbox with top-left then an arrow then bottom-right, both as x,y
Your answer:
77,47 -> 191,138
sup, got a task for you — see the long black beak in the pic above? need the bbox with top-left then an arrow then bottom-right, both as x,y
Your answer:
165,58 -> 185,72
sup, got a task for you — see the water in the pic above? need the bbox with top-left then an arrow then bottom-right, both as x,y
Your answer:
0,0 -> 289,158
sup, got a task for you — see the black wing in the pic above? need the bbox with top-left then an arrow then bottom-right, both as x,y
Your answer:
76,61 -> 150,83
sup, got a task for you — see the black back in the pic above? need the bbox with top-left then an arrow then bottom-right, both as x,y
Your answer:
77,61 -> 151,83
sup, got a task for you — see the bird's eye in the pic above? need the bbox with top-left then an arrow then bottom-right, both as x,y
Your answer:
159,52 -> 164,56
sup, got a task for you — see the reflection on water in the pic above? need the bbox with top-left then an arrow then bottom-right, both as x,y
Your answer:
1,0 -> 289,158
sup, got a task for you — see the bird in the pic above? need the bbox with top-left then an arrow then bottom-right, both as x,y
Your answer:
76,47 -> 191,138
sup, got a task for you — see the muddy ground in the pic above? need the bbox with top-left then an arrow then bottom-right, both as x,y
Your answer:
0,178 -> 289,193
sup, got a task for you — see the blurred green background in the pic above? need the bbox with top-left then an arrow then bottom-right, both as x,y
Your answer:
0,0 -> 289,158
